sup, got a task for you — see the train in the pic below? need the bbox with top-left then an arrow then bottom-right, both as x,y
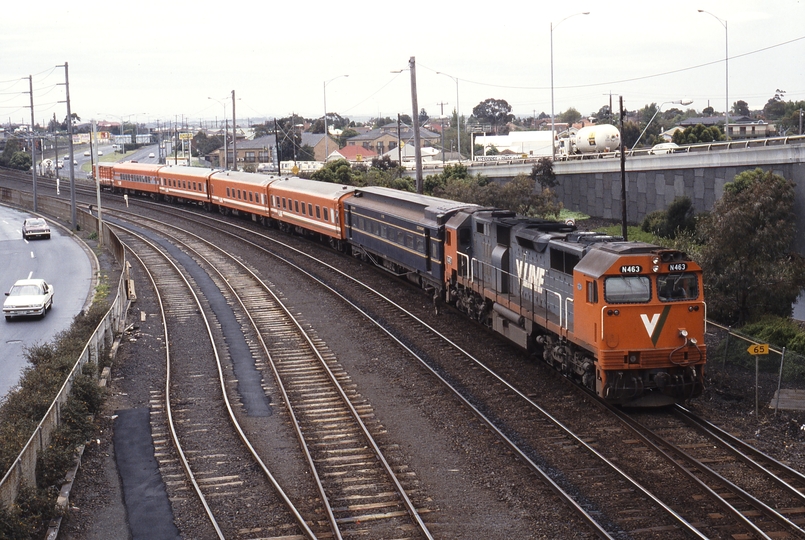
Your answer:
95,161 -> 706,406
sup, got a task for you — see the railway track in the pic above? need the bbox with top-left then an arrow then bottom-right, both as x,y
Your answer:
109,202 -> 716,538
107,211 -> 435,539
8,172 -> 805,538
112,225 -> 315,538
125,201 -> 805,539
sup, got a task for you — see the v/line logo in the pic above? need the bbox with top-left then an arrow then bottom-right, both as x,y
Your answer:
640,306 -> 672,345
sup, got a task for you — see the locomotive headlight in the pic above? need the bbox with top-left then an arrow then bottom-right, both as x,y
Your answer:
652,265 -> 659,272
652,257 -> 660,265
679,329 -> 688,338
689,338 -> 698,345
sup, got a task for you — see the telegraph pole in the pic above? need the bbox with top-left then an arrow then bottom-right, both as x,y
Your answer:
620,96 -> 627,241
409,56 -> 423,194
27,76 -> 38,212
58,62 -> 77,230
231,90 -> 237,171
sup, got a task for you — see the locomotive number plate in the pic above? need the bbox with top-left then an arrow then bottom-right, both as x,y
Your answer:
668,263 -> 687,271
620,265 -> 642,273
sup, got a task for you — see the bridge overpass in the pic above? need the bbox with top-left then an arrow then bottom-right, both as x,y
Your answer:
410,136 -> 805,254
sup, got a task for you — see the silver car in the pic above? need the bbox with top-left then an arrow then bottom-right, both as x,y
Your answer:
4,279 -> 54,320
22,218 -> 51,240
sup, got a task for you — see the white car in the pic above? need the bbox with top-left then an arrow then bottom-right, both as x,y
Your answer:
98,150 -> 103,156
4,279 -> 54,320
148,152 -> 155,158
83,150 -> 91,157
22,217 -> 51,240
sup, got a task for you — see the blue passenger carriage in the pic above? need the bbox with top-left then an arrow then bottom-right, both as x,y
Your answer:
344,186 -> 476,291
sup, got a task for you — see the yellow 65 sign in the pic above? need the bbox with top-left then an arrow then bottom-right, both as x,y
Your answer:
747,343 -> 769,355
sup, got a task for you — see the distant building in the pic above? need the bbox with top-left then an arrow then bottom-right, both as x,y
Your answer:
327,144 -> 378,164
678,115 -> 776,139
474,131 -> 555,159
345,122 -> 439,156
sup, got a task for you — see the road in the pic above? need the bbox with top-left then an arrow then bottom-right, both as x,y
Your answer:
0,206 -> 93,399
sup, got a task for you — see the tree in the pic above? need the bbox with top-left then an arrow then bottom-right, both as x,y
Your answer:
732,100 -> 750,116
671,124 -> 723,145
472,98 -> 513,134
192,130 -> 223,157
529,157 -> 557,189
338,128 -> 358,148
558,107 -> 582,125
594,105 -> 614,125
0,137 -> 22,167
698,168 -> 805,324
702,106 -> 715,116
620,120 -> 641,149
641,197 -> 696,239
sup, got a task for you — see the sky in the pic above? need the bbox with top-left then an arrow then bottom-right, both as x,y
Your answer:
1,0 -> 803,129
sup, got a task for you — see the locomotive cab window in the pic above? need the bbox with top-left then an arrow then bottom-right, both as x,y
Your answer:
658,273 -> 699,301
604,276 -> 651,303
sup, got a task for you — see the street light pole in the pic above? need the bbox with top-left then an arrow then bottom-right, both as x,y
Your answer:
632,99 -> 693,151
698,9 -> 728,140
208,96 -> 228,169
551,11 -> 589,160
437,72 -> 461,162
323,75 -> 348,163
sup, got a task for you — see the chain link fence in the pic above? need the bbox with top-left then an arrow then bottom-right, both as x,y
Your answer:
706,320 -> 805,415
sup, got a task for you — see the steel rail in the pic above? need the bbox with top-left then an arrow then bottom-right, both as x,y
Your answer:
110,222 -> 318,540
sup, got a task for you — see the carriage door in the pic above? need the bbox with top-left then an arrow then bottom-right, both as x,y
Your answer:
425,229 -> 432,272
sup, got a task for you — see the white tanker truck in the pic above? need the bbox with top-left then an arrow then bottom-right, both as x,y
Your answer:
557,124 -> 620,157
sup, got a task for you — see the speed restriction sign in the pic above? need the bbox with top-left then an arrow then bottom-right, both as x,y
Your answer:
747,343 -> 769,355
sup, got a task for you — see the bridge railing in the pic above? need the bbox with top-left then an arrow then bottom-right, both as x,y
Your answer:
407,134 -> 805,171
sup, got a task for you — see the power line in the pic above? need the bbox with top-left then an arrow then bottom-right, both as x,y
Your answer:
421,34 -> 805,92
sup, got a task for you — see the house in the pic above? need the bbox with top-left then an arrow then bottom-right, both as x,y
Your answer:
345,122 -> 440,156
327,144 -> 378,164
211,132 -> 338,170
380,144 -> 439,163
678,115 -> 776,139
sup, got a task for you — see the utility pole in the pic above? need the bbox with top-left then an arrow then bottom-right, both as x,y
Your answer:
231,90 -> 237,171
92,120 -> 103,246
437,101 -> 448,164
59,62 -> 77,230
619,96 -> 627,241
409,56 -> 423,194
27,76 -> 38,212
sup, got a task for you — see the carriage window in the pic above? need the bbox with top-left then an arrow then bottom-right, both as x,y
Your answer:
282,198 -> 287,209
226,187 -> 230,197
315,206 -> 321,219
323,208 -> 329,222
249,192 -> 254,202
604,276 -> 651,303
294,200 -> 299,212
658,273 -> 699,302
301,202 -> 306,215
308,203 -> 313,216
192,182 -> 197,191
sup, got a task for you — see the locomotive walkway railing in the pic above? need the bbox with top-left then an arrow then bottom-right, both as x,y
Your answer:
0,198 -> 129,510
457,252 -> 571,332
